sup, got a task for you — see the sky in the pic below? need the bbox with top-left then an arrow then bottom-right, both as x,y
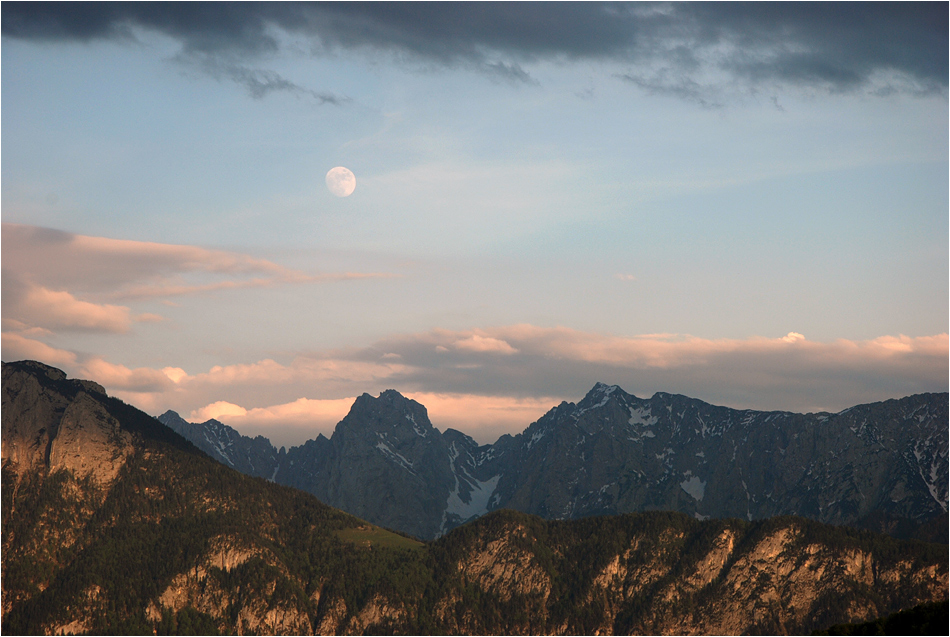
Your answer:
2,2 -> 947,447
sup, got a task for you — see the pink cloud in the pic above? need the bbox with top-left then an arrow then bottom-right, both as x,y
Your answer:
192,357 -> 409,387
453,333 -> 519,354
403,392 -> 560,443
457,325 -> 947,370
191,401 -> 248,421
1,332 -> 77,368
17,286 -> 133,333
5,323 -> 944,445
114,271 -> 389,300
192,393 -> 558,446
191,396 -> 358,445
1,222 -> 393,303
79,358 -> 176,393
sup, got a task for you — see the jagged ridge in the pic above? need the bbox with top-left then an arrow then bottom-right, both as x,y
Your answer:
161,382 -> 949,541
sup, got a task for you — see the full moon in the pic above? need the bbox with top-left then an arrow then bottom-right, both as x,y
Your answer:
326,166 -> 356,197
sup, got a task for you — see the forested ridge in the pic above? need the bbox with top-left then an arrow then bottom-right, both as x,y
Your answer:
2,360 -> 947,635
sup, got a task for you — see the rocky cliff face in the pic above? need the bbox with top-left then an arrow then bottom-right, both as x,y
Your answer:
282,390 -> 458,540
1,360 -> 126,487
427,510 -> 947,636
486,384 -> 948,536
164,382 -> 948,541
3,361 -> 947,635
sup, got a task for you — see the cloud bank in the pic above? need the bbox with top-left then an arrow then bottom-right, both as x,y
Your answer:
10,324 -> 943,446
3,2 -> 944,99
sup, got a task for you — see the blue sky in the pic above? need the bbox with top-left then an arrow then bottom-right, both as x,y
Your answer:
3,2 -> 947,445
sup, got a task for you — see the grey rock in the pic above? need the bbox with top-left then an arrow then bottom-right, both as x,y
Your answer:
157,410 -> 278,480
164,382 -> 948,541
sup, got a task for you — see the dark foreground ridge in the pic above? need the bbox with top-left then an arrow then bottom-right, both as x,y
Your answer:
2,360 -> 948,635
814,600 -> 949,635
161,381 -> 949,542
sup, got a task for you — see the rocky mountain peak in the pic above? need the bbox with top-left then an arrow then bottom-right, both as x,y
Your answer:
340,389 -> 435,439
159,409 -> 185,423
584,381 -> 620,399
576,382 -> 633,412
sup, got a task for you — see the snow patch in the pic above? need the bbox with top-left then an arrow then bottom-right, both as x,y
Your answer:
375,441 -> 416,474
628,406 -> 659,427
527,429 -> 546,449
680,473 -> 706,501
203,431 -> 234,467
913,445 -> 948,512
406,412 -> 427,437
445,474 -> 501,523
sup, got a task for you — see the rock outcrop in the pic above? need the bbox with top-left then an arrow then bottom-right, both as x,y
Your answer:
427,510 -> 948,635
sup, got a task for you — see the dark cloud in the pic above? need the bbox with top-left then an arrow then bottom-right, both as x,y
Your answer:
617,71 -> 724,109
3,2 -> 946,96
0,2 -> 283,53
178,52 -> 350,103
689,2 -> 948,90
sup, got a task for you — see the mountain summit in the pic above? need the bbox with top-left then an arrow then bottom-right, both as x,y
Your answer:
162,383 -> 948,541
281,389 -> 457,540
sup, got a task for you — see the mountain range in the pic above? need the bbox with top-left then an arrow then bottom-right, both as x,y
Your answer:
3,360 -> 947,635
159,383 -> 949,541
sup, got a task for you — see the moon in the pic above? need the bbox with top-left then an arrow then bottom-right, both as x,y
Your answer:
326,166 -> 356,197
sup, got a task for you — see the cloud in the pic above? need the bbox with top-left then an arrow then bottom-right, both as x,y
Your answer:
16,285 -> 133,333
162,367 -> 188,384
340,325 -> 948,413
5,321 -> 944,445
1,223 -> 391,336
617,71 -> 725,109
114,273 -> 382,301
402,392 -> 559,444
190,393 -> 556,446
191,400 -> 248,422
78,358 -> 176,393
176,51 -> 350,104
190,357 -> 408,389
189,396 -> 360,447
3,3 -> 944,97
196,396 -> 350,426
453,334 -> 518,355
2,223 -> 360,295
1,332 -> 77,368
